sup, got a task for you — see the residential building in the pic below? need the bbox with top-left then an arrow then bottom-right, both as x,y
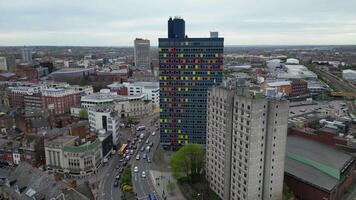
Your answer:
41,87 -> 80,115
134,38 -> 150,68
206,81 -> 289,200
88,105 -> 120,145
284,135 -> 355,200
21,47 -> 32,63
0,57 -> 7,71
159,17 -> 224,148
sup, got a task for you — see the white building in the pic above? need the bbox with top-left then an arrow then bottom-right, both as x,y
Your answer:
0,57 -> 7,71
107,81 -> 159,105
134,38 -> 150,68
45,135 -> 103,177
206,83 -> 289,200
342,69 -> 356,82
88,106 -> 120,145
278,65 -> 317,79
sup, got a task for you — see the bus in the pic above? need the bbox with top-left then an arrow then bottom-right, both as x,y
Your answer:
148,192 -> 157,200
118,144 -> 128,156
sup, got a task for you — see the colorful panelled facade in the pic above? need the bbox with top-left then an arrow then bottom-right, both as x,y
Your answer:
158,38 -> 224,148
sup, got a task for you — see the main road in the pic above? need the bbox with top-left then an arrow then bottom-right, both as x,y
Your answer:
101,112 -> 159,200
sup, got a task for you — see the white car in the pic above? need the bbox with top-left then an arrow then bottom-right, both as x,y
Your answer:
134,166 -> 138,173
145,140 -> 149,144
152,132 -> 156,136
136,154 -> 140,160
141,171 -> 146,178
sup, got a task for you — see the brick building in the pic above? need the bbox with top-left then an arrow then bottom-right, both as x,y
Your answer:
290,79 -> 308,96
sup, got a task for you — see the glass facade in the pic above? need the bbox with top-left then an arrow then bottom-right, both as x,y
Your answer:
159,37 -> 224,148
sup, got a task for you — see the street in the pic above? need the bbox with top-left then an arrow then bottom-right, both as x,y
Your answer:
100,112 -> 159,200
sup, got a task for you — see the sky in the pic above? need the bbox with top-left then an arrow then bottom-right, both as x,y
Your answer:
1,0 -> 356,46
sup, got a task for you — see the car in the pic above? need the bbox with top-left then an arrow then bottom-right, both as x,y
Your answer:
114,180 -> 119,187
123,161 -> 128,166
134,166 -> 139,173
141,171 -> 146,178
115,175 -> 121,180
118,167 -> 124,174
145,140 -> 149,144
138,139 -> 142,143
142,153 -> 147,159
149,142 -> 153,147
146,146 -> 151,152
128,145 -> 133,149
130,150 -> 134,155
152,132 -> 156,136
140,147 -> 145,152
147,157 -> 151,163
125,155 -> 130,161
136,154 -> 140,160
116,165 -> 120,169
133,145 -> 137,150
119,157 -> 124,162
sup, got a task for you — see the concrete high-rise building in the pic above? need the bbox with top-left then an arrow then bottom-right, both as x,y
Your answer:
0,57 -> 7,71
134,38 -> 150,68
5,55 -> 16,69
159,17 -> 224,148
206,80 -> 289,200
21,47 -> 32,63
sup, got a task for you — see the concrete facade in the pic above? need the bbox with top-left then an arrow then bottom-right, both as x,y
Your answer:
206,85 -> 289,200
134,38 -> 150,68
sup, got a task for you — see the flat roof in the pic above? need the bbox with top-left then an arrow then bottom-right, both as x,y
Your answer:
285,157 -> 338,192
287,135 -> 352,171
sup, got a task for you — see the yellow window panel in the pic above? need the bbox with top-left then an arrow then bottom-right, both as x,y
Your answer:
178,140 -> 181,144
185,42 -> 189,46
164,76 -> 167,80
215,53 -> 219,57
192,77 -> 196,81
185,140 -> 189,144
195,65 -> 199,69
185,135 -> 188,139
178,130 -> 181,133
159,76 -> 162,80
185,98 -> 189,102
200,53 -> 203,58
160,119 -> 164,123
178,65 -> 181,69
207,71 -> 211,75
158,48 -> 162,52
185,88 -> 189,91
185,65 -> 189,69
163,54 -> 167,57
185,77 -> 189,80
164,129 -> 167,133
160,108 -> 163,112
192,71 -> 196,75
178,87 -> 181,91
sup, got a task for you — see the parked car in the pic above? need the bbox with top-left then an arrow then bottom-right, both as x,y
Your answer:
140,147 -> 145,152
145,140 -> 149,144
118,167 -> 124,174
142,153 -> 147,159
123,161 -> 128,166
152,132 -> 156,136
130,150 -> 134,155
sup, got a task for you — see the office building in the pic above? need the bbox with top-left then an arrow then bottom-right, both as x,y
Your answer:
88,105 -> 120,145
206,80 -> 289,200
21,47 -> 32,63
134,38 -> 150,68
0,57 -> 7,71
159,17 -> 224,148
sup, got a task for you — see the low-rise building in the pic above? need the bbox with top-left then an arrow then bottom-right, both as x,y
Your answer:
342,69 -> 356,82
45,135 -> 103,177
284,135 -> 355,200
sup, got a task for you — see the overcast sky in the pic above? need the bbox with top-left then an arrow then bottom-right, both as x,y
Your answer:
1,0 -> 356,46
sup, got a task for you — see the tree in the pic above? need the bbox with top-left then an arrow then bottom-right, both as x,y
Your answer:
283,183 -> 294,200
170,144 -> 205,181
79,109 -> 88,119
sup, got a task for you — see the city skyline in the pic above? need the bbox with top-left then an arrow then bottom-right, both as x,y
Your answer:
1,0 -> 356,46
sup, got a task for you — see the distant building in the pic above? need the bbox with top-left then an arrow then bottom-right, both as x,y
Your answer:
159,17 -> 224,148
88,105 -> 120,145
108,81 -> 159,105
21,47 -> 32,63
5,55 -> 16,69
342,69 -> 356,82
0,57 -> 7,71
50,67 -> 94,81
134,38 -> 150,68
284,135 -> 355,200
206,83 -> 289,200
278,65 -> 317,80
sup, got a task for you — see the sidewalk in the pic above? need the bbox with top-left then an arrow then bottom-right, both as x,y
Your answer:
149,170 -> 185,200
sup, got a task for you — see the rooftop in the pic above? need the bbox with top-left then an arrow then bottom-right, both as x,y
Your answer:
63,139 -> 101,153
51,67 -> 93,74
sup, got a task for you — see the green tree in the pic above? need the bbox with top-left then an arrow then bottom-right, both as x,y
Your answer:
79,109 -> 88,119
170,144 -> 205,181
